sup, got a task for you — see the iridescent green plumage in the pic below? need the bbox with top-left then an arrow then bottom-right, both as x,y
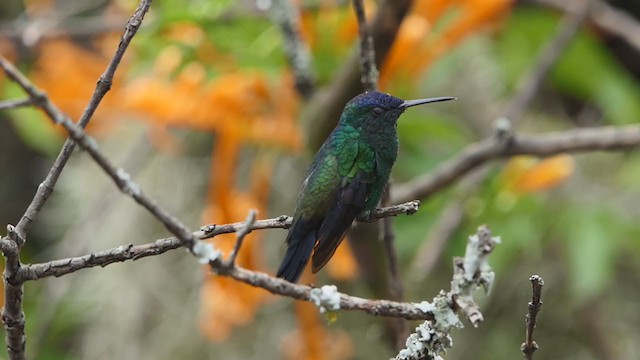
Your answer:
277,91 -> 454,282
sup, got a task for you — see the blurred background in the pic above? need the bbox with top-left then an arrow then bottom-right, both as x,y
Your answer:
1,0 -> 640,359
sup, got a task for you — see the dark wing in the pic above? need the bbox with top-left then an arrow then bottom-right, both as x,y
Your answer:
311,139 -> 376,273
311,171 -> 371,272
276,144 -> 341,283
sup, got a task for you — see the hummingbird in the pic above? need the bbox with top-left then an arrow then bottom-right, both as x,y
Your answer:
277,91 -> 455,283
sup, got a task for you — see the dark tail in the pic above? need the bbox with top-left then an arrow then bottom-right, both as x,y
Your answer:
276,219 -> 318,283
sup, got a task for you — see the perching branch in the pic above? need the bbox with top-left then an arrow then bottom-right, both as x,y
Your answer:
18,211 -> 475,324
522,275 -> 545,360
391,125 -> 640,204
18,200 -> 421,282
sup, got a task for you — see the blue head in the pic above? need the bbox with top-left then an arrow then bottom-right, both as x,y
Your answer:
338,91 -> 454,129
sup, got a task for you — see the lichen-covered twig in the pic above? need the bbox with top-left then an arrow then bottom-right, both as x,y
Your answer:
394,225 -> 501,360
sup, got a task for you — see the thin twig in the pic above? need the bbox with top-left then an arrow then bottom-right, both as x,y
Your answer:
391,125 -> 640,204
18,201 -> 421,282
13,0 -> 154,240
352,0 -> 378,92
0,98 -> 34,110
270,0 -> 315,98
226,209 -> 258,266
522,275 -> 545,360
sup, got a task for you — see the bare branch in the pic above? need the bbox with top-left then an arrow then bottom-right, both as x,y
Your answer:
18,238 -> 182,281
0,98 -> 34,110
216,264 -> 433,320
270,0 -> 315,98
522,275 -> 545,360
391,125 -> 640,204
13,0 -> 154,240
352,0 -> 378,92
226,209 -> 258,266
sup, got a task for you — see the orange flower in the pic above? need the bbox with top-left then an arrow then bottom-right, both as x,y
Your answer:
381,0 -> 514,90
501,154 -> 576,194
326,238 -> 359,281
32,38 -> 124,134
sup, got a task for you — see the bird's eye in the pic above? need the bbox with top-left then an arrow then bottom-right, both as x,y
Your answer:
372,107 -> 384,115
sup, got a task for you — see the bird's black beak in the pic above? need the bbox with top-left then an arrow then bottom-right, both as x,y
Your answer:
400,96 -> 456,108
